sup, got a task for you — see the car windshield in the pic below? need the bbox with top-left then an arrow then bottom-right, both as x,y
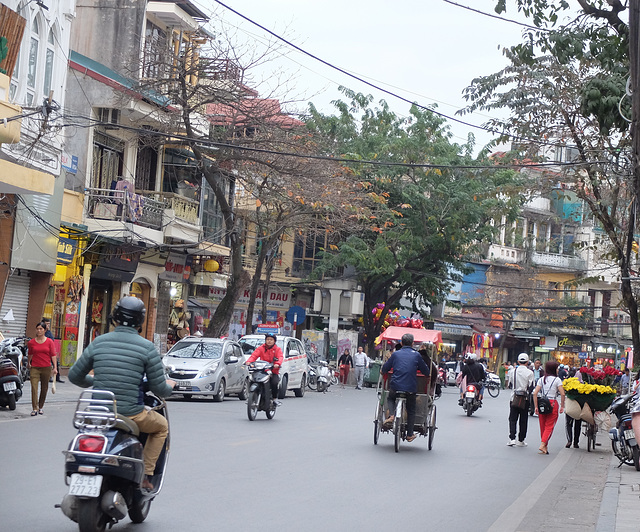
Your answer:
239,337 -> 284,355
167,341 -> 223,359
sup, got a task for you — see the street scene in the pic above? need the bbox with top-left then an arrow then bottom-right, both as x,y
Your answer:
2,1 -> 640,531
1,378 -> 639,532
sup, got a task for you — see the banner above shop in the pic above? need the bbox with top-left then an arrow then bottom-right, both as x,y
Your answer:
57,237 -> 78,265
208,285 -> 291,309
91,244 -> 141,283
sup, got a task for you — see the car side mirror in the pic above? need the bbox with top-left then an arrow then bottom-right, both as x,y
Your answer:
287,350 -> 299,358
226,355 -> 239,364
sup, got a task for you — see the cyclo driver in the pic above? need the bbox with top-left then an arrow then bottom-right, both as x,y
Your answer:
69,296 -> 175,491
381,333 -> 430,443
458,353 -> 486,406
245,333 -> 283,406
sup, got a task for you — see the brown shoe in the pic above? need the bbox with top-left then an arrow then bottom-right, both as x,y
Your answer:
141,476 -> 154,490
406,434 -> 417,442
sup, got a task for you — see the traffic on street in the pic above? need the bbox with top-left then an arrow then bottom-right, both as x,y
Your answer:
0,377 -> 628,532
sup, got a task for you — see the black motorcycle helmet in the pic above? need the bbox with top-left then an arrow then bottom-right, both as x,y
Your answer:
112,296 -> 146,329
265,332 -> 277,340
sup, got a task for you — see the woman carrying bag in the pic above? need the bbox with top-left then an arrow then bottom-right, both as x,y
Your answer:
532,360 -> 565,454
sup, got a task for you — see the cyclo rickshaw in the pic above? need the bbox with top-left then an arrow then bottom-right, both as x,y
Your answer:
373,367 -> 438,452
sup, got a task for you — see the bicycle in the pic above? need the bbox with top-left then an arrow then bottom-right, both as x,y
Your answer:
483,377 -> 501,398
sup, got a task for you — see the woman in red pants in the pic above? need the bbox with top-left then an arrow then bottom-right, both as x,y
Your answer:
532,360 -> 565,454
338,349 -> 353,386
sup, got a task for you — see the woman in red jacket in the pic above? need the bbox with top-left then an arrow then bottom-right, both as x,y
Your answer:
27,321 -> 58,416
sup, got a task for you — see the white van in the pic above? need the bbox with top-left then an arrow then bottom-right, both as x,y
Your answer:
239,335 -> 309,399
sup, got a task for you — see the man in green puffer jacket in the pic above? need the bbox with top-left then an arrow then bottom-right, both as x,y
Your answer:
69,296 -> 175,490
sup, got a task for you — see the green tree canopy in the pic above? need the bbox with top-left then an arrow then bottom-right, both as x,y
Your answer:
305,88 -> 523,350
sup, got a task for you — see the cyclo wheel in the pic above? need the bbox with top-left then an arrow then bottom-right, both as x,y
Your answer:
374,401 -> 383,445
487,382 -> 500,398
394,399 -> 404,453
428,404 -> 437,451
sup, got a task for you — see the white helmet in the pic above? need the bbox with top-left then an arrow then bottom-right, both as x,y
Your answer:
465,353 -> 478,361
518,353 -> 529,363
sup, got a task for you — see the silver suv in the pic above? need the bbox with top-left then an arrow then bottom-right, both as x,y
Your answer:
163,336 -> 248,401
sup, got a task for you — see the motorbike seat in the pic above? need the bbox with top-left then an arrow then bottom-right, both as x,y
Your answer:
114,414 -> 140,436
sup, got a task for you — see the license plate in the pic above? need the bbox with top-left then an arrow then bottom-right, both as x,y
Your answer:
68,474 -> 103,497
625,429 -> 636,441
3,381 -> 16,392
465,392 -> 475,398
175,380 -> 192,390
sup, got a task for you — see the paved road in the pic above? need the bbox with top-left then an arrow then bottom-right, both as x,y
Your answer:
0,381 -> 619,531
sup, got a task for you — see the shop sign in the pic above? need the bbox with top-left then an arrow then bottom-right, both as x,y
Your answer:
208,286 -> 290,309
61,152 -> 78,174
57,237 -> 77,265
593,343 -> 617,355
160,253 -> 191,282
578,352 -> 589,359
557,336 -> 582,352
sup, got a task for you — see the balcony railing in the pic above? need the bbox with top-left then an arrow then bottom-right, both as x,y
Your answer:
86,187 -> 164,230
531,251 -> 586,271
138,190 -> 199,225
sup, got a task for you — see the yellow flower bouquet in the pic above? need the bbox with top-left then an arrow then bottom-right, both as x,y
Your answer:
562,377 -> 617,410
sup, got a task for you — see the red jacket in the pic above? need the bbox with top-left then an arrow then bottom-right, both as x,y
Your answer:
246,344 -> 283,374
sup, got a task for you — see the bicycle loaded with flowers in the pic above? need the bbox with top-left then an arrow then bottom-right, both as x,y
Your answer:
563,366 -> 621,413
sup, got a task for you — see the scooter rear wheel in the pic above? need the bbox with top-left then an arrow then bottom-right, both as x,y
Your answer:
8,394 -> 15,410
247,390 -> 259,421
129,491 -> 151,523
78,498 -> 107,532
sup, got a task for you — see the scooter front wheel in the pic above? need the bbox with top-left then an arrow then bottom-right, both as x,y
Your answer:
266,401 -> 276,419
247,390 -> 260,421
77,498 -> 107,532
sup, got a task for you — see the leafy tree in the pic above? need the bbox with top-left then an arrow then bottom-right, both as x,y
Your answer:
306,89 -> 523,353
464,1 -> 640,357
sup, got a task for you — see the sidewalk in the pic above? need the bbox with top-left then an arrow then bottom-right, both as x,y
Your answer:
598,453 -> 640,532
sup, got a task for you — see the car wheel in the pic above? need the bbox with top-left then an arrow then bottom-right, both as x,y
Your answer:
213,379 -> 225,402
238,378 -> 248,400
277,376 -> 288,399
294,374 -> 306,397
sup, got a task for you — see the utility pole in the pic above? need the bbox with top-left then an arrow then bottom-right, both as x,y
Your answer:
628,0 -> 640,366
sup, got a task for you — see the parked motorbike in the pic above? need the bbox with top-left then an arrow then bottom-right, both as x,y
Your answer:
462,383 -> 482,417
316,360 -> 332,393
0,336 -> 28,382
608,392 -> 640,470
0,354 -> 23,410
247,361 -> 277,420
58,389 -> 170,532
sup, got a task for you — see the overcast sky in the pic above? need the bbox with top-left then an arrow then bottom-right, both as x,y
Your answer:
200,0 -> 561,152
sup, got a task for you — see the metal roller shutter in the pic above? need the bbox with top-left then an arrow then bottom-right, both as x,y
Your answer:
0,274 -> 31,338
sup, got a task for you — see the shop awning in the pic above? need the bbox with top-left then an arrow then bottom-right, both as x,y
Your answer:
378,326 -> 442,344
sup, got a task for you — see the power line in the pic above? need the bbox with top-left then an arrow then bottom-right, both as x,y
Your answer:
441,0 -> 551,32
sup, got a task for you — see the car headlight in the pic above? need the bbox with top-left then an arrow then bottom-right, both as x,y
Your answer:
203,362 -> 220,376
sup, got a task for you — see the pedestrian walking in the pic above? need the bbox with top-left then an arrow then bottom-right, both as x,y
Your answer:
338,349 -> 353,387
507,353 -> 535,447
621,368 -> 631,395
27,321 -> 58,416
499,362 -> 506,389
353,346 -> 369,389
533,360 -> 565,454
43,317 -> 64,384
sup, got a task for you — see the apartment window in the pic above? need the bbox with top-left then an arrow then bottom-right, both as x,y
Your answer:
142,20 -> 167,79
43,29 -> 55,97
92,131 -> 124,190
26,18 -> 40,105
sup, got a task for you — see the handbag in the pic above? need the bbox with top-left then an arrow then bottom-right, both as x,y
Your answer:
510,367 -> 527,409
537,377 -> 556,415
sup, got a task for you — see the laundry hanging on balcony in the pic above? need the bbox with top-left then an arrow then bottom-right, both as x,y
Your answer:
113,178 -> 145,223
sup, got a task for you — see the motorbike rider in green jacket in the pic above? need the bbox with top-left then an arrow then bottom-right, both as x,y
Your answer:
69,296 -> 175,490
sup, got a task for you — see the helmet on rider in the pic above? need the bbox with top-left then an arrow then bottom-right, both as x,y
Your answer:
265,332 -> 277,340
465,353 -> 477,362
517,353 -> 529,363
112,296 -> 146,329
